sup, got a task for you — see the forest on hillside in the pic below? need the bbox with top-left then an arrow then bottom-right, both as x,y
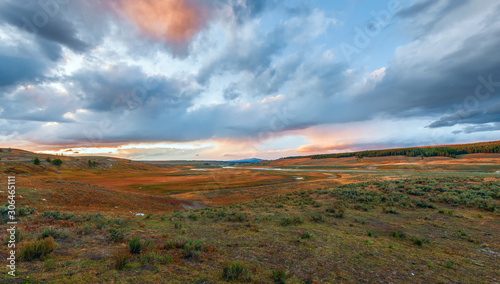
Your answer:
309,141 -> 500,159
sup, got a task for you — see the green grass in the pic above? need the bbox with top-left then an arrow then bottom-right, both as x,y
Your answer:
4,175 -> 499,283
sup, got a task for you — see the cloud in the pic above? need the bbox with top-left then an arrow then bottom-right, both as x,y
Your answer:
68,63 -> 199,113
296,143 -> 354,153
427,103 -> 500,128
0,54 -> 47,87
113,0 -> 209,50
0,0 -> 90,53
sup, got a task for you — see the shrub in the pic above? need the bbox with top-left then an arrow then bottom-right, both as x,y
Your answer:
384,207 -> 399,214
109,228 -> 125,243
443,260 -> 455,269
367,231 -> 373,237
300,231 -> 313,239
114,249 -> 129,270
229,212 -> 247,222
271,269 -> 289,284
182,243 -> 201,259
188,213 -> 199,221
51,158 -> 63,166
145,213 -> 153,219
33,157 -> 40,165
41,211 -> 61,220
129,236 -> 143,254
41,211 -> 74,220
44,259 -> 56,271
19,237 -> 57,261
391,231 -> 406,239
222,262 -> 251,282
45,157 -> 52,163
411,236 -> 430,246
174,222 -> 182,229
280,216 -> 303,226
40,227 -> 68,239
111,218 -> 125,226
310,214 -> 325,223
80,224 -> 92,236
17,207 -> 35,216
326,207 -> 345,218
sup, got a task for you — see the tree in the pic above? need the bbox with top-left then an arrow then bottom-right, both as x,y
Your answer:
33,157 -> 40,165
52,158 -> 63,166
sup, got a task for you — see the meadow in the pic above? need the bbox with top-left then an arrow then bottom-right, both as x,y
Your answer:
0,148 -> 499,283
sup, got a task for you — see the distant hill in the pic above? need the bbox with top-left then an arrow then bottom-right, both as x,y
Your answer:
224,158 -> 263,164
282,140 -> 500,160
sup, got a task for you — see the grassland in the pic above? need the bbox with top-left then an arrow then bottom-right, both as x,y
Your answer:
0,148 -> 499,283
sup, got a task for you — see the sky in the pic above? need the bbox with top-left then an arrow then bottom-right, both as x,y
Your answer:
0,0 -> 499,161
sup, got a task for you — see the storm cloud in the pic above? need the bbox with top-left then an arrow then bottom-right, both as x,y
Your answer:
0,0 -> 499,159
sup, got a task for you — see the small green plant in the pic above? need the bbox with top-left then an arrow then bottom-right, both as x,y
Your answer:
367,231 -> 373,237
300,231 -> 313,239
112,218 -> 125,226
129,236 -> 143,254
443,260 -> 455,269
326,207 -> 344,218
411,236 -> 430,246
174,222 -> 182,229
271,269 -> 289,284
51,158 -> 63,166
310,214 -> 325,223
392,231 -> 406,239
19,237 -> 57,261
188,213 -> 199,220
40,227 -> 68,239
80,224 -> 92,235
384,207 -> 399,214
17,207 -> 35,216
33,157 -> 40,165
145,213 -> 153,219
114,249 -> 129,270
221,262 -> 251,282
280,216 -> 303,226
108,228 -> 124,243
44,259 -> 56,271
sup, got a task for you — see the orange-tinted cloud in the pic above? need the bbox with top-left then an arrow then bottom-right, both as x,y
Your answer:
116,0 -> 209,45
296,143 -> 354,153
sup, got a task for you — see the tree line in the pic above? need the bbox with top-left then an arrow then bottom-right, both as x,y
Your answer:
309,141 -> 500,159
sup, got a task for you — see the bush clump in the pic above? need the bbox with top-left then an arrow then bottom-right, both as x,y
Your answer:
20,237 -> 57,261
222,262 -> 251,282
129,236 -> 143,254
113,249 -> 129,270
271,269 -> 289,284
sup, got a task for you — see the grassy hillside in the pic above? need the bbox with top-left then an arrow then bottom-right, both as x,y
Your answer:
286,140 -> 500,159
1,174 -> 498,283
0,147 -> 498,283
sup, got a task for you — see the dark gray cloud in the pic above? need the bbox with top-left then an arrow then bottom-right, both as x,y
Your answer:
0,84 -> 76,122
69,63 -> 199,113
428,103 -> 500,128
0,0 -> 89,53
0,54 -> 47,87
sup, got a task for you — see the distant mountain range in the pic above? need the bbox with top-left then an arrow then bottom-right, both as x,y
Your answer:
224,158 -> 263,163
